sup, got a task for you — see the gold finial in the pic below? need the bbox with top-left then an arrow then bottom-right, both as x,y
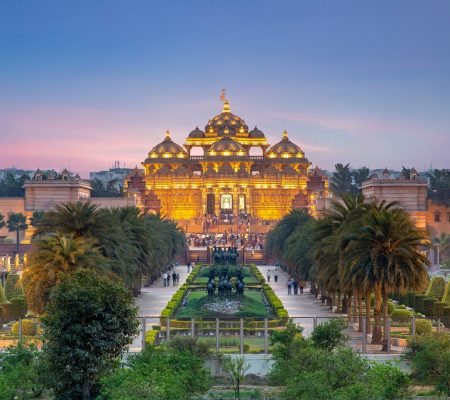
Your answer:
283,129 -> 288,139
222,99 -> 231,113
165,129 -> 171,139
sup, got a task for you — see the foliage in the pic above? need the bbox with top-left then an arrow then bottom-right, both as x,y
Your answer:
11,319 -> 39,336
22,232 -> 104,314
166,336 -> 210,359
0,172 -> 29,197
99,346 -> 211,400
5,273 -> 23,300
0,342 -> 44,399
42,269 -> 139,400
6,213 -> 28,251
390,308 -> 413,322
310,318 -> 349,351
427,169 -> 450,206
90,178 -> 123,197
330,163 -> 355,195
29,210 -> 45,230
0,285 -> 6,305
425,276 -> 446,300
405,334 -> 450,395
353,166 -> 370,190
0,212 -> 4,230
222,356 -> 250,400
412,319 -> 433,336
366,362 -> 411,400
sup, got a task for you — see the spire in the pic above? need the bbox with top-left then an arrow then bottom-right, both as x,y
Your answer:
282,129 -> 289,140
222,99 -> 231,113
165,129 -> 171,140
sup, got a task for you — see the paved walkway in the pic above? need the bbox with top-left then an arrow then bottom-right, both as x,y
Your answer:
129,265 -> 190,352
257,265 -> 336,336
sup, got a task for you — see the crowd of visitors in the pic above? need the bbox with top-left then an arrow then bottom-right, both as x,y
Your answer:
186,233 -> 265,250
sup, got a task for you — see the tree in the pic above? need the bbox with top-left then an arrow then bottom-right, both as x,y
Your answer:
405,334 -> 450,396
5,273 -> 23,300
223,356 -> 250,400
310,319 -> 349,351
29,210 -> 45,230
330,163 -> 355,195
344,206 -> 430,344
428,169 -> 450,206
0,342 -> 44,399
0,173 -> 29,197
353,166 -> 370,190
433,233 -> 450,268
22,232 -> 104,314
6,213 -> 28,255
0,212 -> 5,230
42,269 -> 139,400
99,345 -> 210,400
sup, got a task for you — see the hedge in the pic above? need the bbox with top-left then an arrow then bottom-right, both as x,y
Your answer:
426,276 -> 446,300
443,306 -> 450,328
391,308 -> 413,322
434,302 -> 446,318
414,294 -> 428,314
411,319 -> 433,336
423,297 -> 439,317
442,282 -> 450,305
0,286 -> 6,305
5,273 -> 23,301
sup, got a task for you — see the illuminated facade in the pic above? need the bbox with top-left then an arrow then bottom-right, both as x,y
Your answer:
125,99 -> 328,229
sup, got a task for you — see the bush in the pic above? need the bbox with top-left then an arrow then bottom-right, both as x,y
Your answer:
166,336 -> 210,359
145,330 -> 158,345
424,297 -> 438,317
387,301 -> 396,315
442,282 -> 450,305
414,294 -> 427,314
0,286 -> 7,305
367,363 -> 411,400
434,302 -> 447,318
411,319 -> 433,336
4,273 -> 23,300
11,319 -> 38,336
391,308 -> 413,323
426,276 -> 446,300
310,319 -> 348,351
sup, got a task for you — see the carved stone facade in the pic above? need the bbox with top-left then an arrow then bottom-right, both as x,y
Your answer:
125,99 -> 329,230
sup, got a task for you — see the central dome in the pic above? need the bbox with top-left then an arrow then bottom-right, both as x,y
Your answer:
267,130 -> 305,158
208,134 -> 246,157
205,100 -> 249,137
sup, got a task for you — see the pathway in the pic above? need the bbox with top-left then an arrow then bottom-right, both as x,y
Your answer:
129,264 -> 190,352
257,265 -> 337,336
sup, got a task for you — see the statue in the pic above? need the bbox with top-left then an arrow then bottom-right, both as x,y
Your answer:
236,278 -> 245,302
206,278 -> 216,301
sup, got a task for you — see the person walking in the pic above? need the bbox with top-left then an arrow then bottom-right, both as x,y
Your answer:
267,269 -> 271,282
300,280 -> 304,294
287,277 -> 293,295
274,268 -> 278,283
176,273 -> 180,284
172,271 -> 177,287
187,262 -> 191,273
163,272 -> 168,287
293,279 -> 299,295
167,272 -> 171,287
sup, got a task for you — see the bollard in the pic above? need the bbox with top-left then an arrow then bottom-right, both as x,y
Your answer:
141,317 -> 146,351
264,318 -> 269,354
362,317 -> 367,354
166,317 -> 170,341
216,318 -> 220,352
240,318 -> 244,354
191,319 -> 195,338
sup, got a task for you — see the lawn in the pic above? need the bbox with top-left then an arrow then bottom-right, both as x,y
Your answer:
175,290 -> 275,319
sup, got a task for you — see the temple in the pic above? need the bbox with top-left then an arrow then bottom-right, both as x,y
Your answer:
125,98 -> 329,232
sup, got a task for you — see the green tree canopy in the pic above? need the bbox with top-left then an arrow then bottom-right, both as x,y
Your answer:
42,269 -> 139,400
428,169 -> 450,206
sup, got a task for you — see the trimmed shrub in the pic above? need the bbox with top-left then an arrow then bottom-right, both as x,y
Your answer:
388,301 -> 396,315
414,294 -> 427,314
423,297 -> 438,317
425,276 -> 446,300
0,285 -> 6,305
434,302 -> 446,318
11,319 -> 38,336
405,292 -> 416,308
442,282 -> 450,305
145,330 -> 158,345
391,308 -> 413,323
5,273 -> 23,300
411,319 -> 433,336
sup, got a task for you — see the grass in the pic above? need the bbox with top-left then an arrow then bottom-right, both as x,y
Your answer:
175,290 -> 275,319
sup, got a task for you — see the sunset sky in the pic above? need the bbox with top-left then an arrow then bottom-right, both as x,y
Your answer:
1,1 -> 449,177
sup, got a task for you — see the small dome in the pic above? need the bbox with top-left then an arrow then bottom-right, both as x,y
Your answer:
205,100 -> 249,137
249,126 -> 265,138
149,130 -> 187,159
267,130 -> 304,158
188,126 -> 205,138
208,135 -> 246,157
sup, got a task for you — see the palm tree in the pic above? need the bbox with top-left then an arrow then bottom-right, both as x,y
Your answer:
0,213 -> 5,230
330,163 -> 355,195
22,232 -> 104,314
7,213 -> 28,255
432,233 -> 450,269
353,167 -> 370,191
345,206 -> 430,344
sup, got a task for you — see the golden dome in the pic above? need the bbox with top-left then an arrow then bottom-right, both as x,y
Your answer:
205,100 -> 248,136
249,126 -> 265,138
149,130 -> 187,159
188,126 -> 205,138
207,134 -> 246,157
267,130 -> 305,158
